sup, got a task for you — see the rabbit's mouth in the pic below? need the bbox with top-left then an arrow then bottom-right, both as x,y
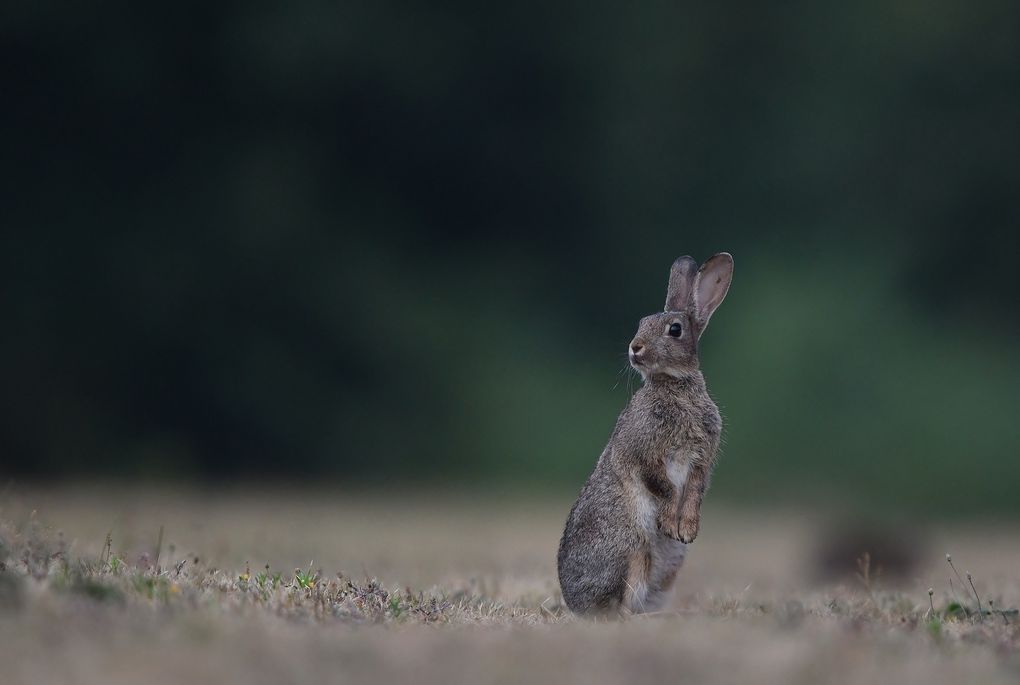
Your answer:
629,355 -> 648,371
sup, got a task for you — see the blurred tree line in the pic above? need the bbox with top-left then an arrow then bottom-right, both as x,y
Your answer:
2,1 -> 1018,513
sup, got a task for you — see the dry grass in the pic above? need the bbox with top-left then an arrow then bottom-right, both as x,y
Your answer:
1,485 -> 1019,685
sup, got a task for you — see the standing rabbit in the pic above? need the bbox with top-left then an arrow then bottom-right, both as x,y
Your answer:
557,253 -> 734,614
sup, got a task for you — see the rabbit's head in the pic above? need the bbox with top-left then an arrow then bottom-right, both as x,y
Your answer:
628,253 -> 733,380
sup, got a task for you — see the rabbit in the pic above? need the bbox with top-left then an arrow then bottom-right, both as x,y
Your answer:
557,253 -> 733,615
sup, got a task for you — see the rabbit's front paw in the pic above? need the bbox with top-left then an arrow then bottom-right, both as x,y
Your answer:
677,518 -> 699,544
657,509 -> 682,541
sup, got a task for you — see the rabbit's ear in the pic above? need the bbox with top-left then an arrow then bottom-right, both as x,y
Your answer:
692,253 -> 733,332
664,256 -> 699,311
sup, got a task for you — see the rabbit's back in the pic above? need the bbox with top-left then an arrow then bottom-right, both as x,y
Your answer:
557,456 -> 640,613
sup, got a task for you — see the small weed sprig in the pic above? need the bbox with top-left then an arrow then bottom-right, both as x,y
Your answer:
238,561 -> 252,592
294,563 -> 319,590
254,564 -> 282,595
924,586 -> 943,639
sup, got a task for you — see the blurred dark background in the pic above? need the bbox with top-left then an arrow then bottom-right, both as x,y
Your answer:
2,1 -> 1018,514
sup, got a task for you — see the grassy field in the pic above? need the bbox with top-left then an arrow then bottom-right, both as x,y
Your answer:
1,485 -> 1019,685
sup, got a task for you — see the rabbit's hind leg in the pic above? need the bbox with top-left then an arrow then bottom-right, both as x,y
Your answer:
622,547 -> 654,614
644,537 -> 687,611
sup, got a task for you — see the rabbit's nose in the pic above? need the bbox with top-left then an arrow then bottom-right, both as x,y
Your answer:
630,343 -> 644,355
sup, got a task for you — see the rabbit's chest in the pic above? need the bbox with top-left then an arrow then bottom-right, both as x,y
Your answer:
665,457 -> 690,490
658,412 -> 716,457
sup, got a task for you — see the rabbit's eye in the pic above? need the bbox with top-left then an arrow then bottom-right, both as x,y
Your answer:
668,322 -> 682,337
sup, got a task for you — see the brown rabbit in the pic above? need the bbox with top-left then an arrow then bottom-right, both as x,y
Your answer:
557,253 -> 733,614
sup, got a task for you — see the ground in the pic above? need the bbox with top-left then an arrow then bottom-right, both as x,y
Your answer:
1,485 -> 1018,685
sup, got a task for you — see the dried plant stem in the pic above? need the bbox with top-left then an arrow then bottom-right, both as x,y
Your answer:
989,600 -> 1009,626
949,577 -> 963,608
153,525 -> 165,572
966,572 -> 983,622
